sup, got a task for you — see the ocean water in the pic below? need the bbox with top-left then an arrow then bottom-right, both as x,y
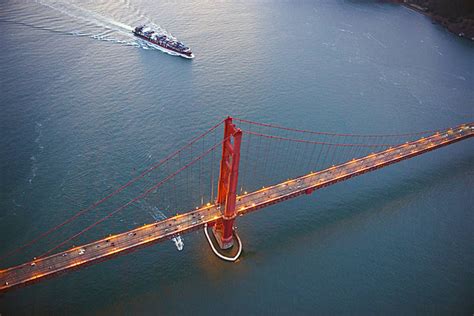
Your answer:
0,0 -> 473,314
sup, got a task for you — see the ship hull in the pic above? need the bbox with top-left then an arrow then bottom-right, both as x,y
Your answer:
133,32 -> 194,59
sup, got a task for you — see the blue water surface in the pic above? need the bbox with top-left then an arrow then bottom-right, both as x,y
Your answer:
0,0 -> 473,314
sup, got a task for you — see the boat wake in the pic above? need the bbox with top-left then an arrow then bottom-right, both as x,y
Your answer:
0,0 -> 171,51
148,207 -> 184,251
38,0 -> 133,32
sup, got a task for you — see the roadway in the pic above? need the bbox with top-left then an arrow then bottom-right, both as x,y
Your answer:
1,123 -> 472,292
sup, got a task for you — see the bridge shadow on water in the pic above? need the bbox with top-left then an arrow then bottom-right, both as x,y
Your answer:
239,153 -> 473,258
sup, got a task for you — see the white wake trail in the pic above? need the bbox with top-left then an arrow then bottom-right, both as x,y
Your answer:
5,0 -> 171,51
148,207 -> 184,251
36,0 -> 136,44
37,0 -> 133,31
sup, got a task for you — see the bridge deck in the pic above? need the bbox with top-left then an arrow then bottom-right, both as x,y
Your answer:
1,123 -> 472,292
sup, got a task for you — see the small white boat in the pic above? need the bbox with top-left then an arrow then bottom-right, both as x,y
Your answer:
172,235 -> 184,251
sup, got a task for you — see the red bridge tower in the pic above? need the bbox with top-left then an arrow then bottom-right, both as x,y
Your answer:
212,117 -> 242,249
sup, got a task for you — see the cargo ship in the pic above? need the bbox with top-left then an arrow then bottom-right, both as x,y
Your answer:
132,25 -> 194,59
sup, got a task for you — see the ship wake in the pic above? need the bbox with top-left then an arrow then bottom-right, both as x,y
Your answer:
0,0 -> 171,50
148,207 -> 184,252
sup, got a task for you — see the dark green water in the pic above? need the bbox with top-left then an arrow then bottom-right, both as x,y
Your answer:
0,1 -> 473,314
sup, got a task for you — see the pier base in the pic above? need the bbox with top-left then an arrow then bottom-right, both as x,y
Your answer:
204,224 -> 242,262
212,223 -> 234,249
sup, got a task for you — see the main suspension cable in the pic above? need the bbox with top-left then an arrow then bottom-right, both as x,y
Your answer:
39,135 -> 229,258
234,118 -> 438,137
241,130 -> 396,147
0,119 -> 224,263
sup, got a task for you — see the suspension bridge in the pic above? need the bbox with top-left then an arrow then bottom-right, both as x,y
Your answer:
1,117 -> 472,292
